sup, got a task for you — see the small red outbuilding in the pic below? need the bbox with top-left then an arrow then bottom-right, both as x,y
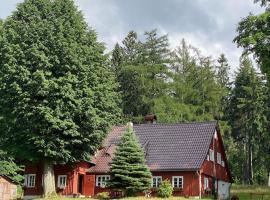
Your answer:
24,121 -> 232,199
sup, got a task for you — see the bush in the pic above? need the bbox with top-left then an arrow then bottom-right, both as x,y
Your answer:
157,179 -> 173,198
97,192 -> 110,200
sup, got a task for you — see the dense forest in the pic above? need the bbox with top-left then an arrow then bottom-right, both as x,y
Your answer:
0,0 -> 269,191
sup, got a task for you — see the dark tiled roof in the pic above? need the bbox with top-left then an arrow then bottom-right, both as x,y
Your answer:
89,121 -> 217,173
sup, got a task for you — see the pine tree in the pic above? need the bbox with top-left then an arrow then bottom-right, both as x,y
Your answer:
216,54 -> 230,89
0,0 -> 121,195
111,43 -> 123,77
109,126 -> 152,196
143,29 -> 170,65
122,31 -> 141,64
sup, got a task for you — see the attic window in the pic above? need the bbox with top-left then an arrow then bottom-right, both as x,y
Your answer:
209,149 -> 214,162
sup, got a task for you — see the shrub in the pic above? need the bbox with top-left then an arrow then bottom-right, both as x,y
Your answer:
97,192 -> 110,200
157,179 -> 173,198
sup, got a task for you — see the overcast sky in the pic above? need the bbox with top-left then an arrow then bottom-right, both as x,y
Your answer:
0,0 -> 264,72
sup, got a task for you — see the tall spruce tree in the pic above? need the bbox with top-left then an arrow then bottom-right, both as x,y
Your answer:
226,56 -> 267,184
109,126 -> 152,196
0,0 -> 121,195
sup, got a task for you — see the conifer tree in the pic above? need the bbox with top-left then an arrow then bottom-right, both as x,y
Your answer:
226,56 -> 266,184
109,126 -> 152,196
0,0 -> 121,195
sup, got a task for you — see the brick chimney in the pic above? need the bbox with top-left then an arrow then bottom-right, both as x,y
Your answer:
144,114 -> 157,124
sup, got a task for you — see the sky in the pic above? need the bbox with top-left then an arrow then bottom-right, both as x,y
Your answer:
0,0 -> 264,72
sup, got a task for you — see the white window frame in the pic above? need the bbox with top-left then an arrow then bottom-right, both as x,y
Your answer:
96,175 -> 110,188
209,149 -> 214,162
172,176 -> 183,188
221,160 -> 225,167
24,174 -> 36,188
204,177 -> 209,190
152,176 -> 162,188
217,152 -> 222,164
57,175 -> 67,188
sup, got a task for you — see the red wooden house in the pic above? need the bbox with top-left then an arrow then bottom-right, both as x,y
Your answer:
24,121 -> 232,199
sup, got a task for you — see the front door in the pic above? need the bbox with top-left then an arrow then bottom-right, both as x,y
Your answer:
78,174 -> 84,194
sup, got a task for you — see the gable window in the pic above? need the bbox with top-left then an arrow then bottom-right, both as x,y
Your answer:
57,175 -> 67,188
96,175 -> 110,187
217,152 -> 222,164
24,174 -> 36,188
152,176 -> 162,188
204,177 -> 209,190
209,149 -> 214,162
172,176 -> 183,188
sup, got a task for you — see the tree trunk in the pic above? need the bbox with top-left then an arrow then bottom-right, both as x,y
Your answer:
268,171 -> 270,187
43,161 -> 56,196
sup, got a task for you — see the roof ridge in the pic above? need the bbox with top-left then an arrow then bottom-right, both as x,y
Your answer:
133,120 -> 217,127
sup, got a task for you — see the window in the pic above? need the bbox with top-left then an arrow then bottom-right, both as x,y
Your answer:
96,175 -> 110,187
204,177 -> 209,190
217,152 -> 222,164
209,149 -> 214,162
221,160 -> 225,167
57,175 -> 67,188
206,154 -> 209,161
24,174 -> 36,188
152,176 -> 162,188
172,176 -> 183,188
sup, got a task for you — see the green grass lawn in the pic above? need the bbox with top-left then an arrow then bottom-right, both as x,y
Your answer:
31,184 -> 270,200
231,184 -> 270,200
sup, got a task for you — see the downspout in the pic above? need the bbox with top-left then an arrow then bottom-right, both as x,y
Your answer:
213,130 -> 217,196
197,170 -> 201,199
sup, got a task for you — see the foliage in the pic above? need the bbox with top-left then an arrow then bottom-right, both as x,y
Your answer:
226,56 -> 267,184
109,126 -> 152,196
96,192 -> 110,200
0,150 -> 24,183
157,179 -> 173,198
0,0 -> 121,165
234,8 -> 270,80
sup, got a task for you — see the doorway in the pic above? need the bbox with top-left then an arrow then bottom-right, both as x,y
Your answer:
78,174 -> 84,194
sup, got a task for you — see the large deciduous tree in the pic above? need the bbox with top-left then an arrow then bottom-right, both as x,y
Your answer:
0,0 -> 121,195
109,126 -> 152,196
234,1 -> 270,80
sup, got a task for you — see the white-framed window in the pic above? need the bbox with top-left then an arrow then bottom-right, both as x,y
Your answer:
96,175 -> 110,188
57,175 -> 67,188
221,160 -> 225,167
152,176 -> 162,188
204,177 -> 209,190
172,176 -> 183,188
24,174 -> 36,188
217,152 -> 222,164
209,149 -> 214,162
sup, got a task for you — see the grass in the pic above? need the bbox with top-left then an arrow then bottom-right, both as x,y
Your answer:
35,198 -> 209,200
31,185 -> 270,200
231,184 -> 270,200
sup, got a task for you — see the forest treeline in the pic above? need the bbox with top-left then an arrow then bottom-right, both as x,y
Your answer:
111,29 -> 269,185
0,0 -> 269,188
